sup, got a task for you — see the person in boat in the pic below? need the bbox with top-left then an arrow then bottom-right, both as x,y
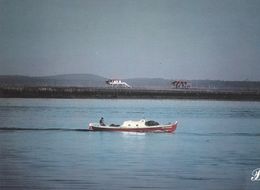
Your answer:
99,117 -> 105,126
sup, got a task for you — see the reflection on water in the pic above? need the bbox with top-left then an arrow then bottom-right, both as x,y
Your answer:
0,99 -> 260,190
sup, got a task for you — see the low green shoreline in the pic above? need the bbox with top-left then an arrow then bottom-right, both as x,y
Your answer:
0,87 -> 259,101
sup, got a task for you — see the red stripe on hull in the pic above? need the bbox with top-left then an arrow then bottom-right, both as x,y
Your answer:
91,123 -> 177,133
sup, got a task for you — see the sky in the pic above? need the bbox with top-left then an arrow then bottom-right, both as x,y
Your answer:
0,0 -> 260,80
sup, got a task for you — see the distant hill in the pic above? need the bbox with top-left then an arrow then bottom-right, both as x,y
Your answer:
0,74 -> 107,87
0,74 -> 260,90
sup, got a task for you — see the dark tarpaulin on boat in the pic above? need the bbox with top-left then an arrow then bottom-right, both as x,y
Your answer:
145,120 -> 159,126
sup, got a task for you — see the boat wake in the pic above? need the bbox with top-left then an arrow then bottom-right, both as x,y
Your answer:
1,128 -> 259,137
0,127 -> 91,132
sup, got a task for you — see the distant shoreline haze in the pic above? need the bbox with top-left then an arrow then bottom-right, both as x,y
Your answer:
0,74 -> 260,90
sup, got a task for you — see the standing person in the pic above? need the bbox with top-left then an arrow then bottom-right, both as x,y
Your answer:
99,117 -> 105,126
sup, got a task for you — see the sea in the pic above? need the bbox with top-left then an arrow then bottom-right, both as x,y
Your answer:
0,98 -> 260,190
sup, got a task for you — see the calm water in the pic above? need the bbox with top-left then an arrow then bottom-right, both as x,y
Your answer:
0,98 -> 260,190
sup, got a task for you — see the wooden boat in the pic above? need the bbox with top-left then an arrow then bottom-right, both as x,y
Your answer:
89,119 -> 178,133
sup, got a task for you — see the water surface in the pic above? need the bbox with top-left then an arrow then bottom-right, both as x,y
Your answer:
0,99 -> 260,189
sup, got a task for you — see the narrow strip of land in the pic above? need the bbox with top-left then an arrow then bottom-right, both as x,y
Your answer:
0,87 -> 259,101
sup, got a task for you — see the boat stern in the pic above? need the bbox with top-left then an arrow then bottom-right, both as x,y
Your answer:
89,122 -> 98,130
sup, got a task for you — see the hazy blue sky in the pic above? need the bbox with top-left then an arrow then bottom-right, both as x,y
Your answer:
0,0 -> 259,80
